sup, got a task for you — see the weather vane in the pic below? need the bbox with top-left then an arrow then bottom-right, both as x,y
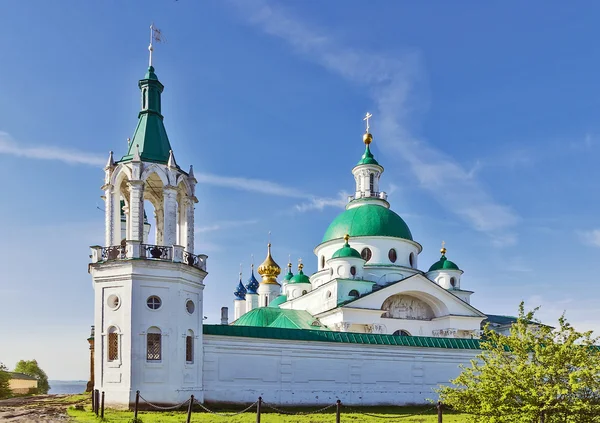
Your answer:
363,112 -> 373,133
148,23 -> 163,67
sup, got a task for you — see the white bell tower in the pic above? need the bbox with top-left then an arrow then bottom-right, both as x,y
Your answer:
89,40 -> 208,407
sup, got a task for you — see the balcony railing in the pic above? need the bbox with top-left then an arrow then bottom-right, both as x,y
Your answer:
90,242 -> 207,272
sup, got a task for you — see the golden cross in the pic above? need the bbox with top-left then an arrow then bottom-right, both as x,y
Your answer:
441,240 -> 445,249
363,112 -> 373,132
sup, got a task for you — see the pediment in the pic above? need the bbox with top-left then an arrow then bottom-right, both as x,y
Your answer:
341,274 -> 485,318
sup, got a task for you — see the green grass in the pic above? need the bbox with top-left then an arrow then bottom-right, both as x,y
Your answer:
68,404 -> 467,422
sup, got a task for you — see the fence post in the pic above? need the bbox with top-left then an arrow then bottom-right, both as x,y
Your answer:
336,399 -> 341,423
186,395 -> 194,423
95,390 -> 100,416
101,391 -> 105,419
134,390 -> 140,420
256,396 -> 262,423
437,401 -> 443,423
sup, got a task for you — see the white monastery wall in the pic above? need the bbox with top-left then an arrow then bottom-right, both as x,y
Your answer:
202,335 -> 477,406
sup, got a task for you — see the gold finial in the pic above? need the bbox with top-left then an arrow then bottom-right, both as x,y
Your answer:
363,112 -> 373,145
288,254 -> 292,269
440,240 -> 446,255
344,233 -> 350,243
298,258 -> 304,272
257,242 -> 281,285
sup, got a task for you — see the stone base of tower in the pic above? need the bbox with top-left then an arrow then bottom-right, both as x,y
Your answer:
90,245 -> 207,409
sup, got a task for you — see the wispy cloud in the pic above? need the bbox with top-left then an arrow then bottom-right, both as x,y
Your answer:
233,0 -> 520,246
0,131 -> 347,209
578,229 -> 600,247
193,173 -> 306,198
196,219 -> 259,233
293,191 -> 349,213
0,131 -> 106,167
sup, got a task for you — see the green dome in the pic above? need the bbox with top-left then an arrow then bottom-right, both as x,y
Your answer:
322,204 -> 413,243
428,255 -> 460,272
332,239 -> 362,259
289,268 -> 310,284
268,295 -> 287,308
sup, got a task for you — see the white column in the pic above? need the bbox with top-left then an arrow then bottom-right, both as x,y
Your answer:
103,185 -> 114,247
128,181 -> 144,242
163,186 -> 178,247
185,198 -> 194,253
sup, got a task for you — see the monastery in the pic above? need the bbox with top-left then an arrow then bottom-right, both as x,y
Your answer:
89,35 -> 517,407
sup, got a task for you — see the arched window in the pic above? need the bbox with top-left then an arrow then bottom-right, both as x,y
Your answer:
185,330 -> 194,363
107,327 -> 119,361
450,277 -> 456,288
369,173 -> 374,192
409,253 -> 415,268
361,248 -> 372,262
348,289 -> 360,299
388,249 -> 397,263
393,330 -> 411,336
350,266 -> 357,276
302,290 -> 308,295
142,89 -> 147,109
321,256 -> 325,269
147,327 -> 162,361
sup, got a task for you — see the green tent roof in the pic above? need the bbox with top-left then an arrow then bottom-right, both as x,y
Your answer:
322,204 -> 413,243
120,66 -> 174,164
232,308 -> 329,331
428,255 -> 460,272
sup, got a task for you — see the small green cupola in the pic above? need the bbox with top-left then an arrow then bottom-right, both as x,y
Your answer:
357,142 -> 379,166
283,261 -> 294,283
119,65 -> 174,164
332,234 -> 362,259
428,244 -> 460,272
288,262 -> 310,284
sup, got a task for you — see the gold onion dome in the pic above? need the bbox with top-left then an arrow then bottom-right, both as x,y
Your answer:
257,243 -> 281,284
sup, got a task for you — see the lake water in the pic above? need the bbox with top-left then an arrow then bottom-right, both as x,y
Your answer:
48,380 -> 87,394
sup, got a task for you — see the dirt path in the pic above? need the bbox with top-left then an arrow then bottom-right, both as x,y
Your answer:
0,394 -> 84,422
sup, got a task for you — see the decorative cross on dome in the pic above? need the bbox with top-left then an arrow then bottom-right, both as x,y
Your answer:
363,112 -> 373,133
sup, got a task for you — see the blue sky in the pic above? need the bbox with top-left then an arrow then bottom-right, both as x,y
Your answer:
1,1 -> 600,380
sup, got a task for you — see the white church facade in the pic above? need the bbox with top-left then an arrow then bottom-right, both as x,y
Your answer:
89,44 -> 516,408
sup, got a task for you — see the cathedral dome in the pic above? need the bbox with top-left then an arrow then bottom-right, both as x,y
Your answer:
322,204 -> 413,243
331,234 -> 362,259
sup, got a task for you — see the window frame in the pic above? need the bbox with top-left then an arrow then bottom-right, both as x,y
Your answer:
146,327 -> 162,362
146,295 -> 162,311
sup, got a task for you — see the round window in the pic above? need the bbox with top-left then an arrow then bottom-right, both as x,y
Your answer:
186,300 -> 195,314
147,296 -> 162,310
107,294 -> 120,310
361,248 -> 372,261
302,290 -> 308,295
350,266 -> 357,276
388,249 -> 397,263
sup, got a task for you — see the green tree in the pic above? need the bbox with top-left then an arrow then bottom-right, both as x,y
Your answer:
0,363 -> 11,399
14,359 -> 50,394
438,303 -> 600,423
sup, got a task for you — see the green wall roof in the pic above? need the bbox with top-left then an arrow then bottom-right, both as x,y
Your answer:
322,204 -> 413,242
204,325 -> 482,349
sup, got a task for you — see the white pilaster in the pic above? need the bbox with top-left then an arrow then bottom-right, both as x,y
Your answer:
103,185 -> 114,247
185,198 -> 195,253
